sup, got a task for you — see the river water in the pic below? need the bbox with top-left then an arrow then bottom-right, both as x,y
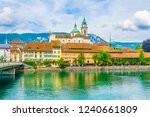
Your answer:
0,70 -> 150,100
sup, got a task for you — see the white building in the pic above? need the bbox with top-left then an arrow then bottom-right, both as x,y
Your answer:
0,44 -> 10,62
49,18 -> 91,44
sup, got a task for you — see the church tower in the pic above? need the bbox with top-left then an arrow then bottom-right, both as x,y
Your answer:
81,17 -> 88,36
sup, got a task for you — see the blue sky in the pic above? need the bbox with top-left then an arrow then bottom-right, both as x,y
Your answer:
0,0 -> 150,42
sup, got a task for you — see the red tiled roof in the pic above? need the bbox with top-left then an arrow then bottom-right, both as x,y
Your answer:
10,47 -> 20,52
9,39 -> 24,44
22,42 -> 53,52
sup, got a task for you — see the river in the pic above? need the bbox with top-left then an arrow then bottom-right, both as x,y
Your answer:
0,70 -> 150,100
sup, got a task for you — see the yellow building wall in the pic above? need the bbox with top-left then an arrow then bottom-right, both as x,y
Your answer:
22,51 -> 47,61
61,52 -> 95,65
10,52 -> 20,62
51,48 -> 61,60
22,49 -> 61,61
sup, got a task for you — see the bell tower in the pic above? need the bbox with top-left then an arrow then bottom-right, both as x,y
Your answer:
81,17 -> 88,36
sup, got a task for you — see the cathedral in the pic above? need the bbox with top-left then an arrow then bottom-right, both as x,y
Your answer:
49,18 -> 91,44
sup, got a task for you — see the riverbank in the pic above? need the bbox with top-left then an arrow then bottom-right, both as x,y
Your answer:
24,65 -> 150,72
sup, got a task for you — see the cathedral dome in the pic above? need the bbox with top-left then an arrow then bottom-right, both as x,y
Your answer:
71,23 -> 80,34
71,28 -> 80,33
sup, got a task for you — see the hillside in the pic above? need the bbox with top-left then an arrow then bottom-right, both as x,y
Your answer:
0,33 -> 140,49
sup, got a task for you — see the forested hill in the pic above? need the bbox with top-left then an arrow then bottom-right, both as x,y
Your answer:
0,33 -> 140,49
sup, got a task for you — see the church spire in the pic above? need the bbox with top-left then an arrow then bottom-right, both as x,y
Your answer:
74,22 -> 77,29
5,35 -> 8,44
109,33 -> 112,47
82,17 -> 87,26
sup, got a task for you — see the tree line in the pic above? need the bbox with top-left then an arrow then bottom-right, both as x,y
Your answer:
23,49 -> 150,70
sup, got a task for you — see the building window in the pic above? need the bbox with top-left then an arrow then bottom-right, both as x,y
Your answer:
65,53 -> 68,56
58,51 -> 60,54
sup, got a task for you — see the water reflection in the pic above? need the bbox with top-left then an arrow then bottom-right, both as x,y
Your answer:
0,70 -> 150,100
0,75 -> 16,99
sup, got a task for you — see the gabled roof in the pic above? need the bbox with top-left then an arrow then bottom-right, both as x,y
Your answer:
62,43 -> 97,53
22,42 -> 53,52
98,42 -> 109,46
9,39 -> 24,44
51,40 -> 61,47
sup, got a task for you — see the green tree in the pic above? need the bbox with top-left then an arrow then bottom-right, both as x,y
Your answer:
51,60 -> 57,65
43,60 -> 51,67
138,50 -> 145,65
73,58 -> 78,66
57,58 -> 68,69
78,51 -> 85,66
0,56 -> 4,62
135,44 -> 142,50
33,63 -> 38,70
97,51 -> 112,66
92,53 -> 98,65
23,60 -> 36,67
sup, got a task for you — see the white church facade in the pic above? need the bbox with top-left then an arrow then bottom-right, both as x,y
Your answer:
49,18 -> 91,44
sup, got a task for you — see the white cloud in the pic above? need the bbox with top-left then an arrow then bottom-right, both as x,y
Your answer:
0,7 -> 13,24
118,19 -> 137,31
134,10 -> 150,28
0,0 -> 150,42
118,10 -> 150,31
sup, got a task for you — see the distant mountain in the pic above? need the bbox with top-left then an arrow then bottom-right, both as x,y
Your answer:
0,33 -> 140,49
0,33 -> 49,43
112,42 -> 141,49
88,34 -> 106,43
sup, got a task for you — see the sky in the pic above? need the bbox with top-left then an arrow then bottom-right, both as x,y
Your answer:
0,0 -> 150,42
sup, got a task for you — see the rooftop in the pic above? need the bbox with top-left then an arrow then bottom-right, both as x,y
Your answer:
22,42 -> 53,52
62,43 -> 97,53
9,39 -> 24,44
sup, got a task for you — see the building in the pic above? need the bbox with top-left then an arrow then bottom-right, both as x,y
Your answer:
49,18 -> 91,44
10,47 -> 21,62
0,44 -> 10,62
62,43 -> 97,65
22,40 -> 61,61
61,41 -> 150,65
9,39 -> 25,49
94,42 -> 112,51
9,39 -> 25,62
